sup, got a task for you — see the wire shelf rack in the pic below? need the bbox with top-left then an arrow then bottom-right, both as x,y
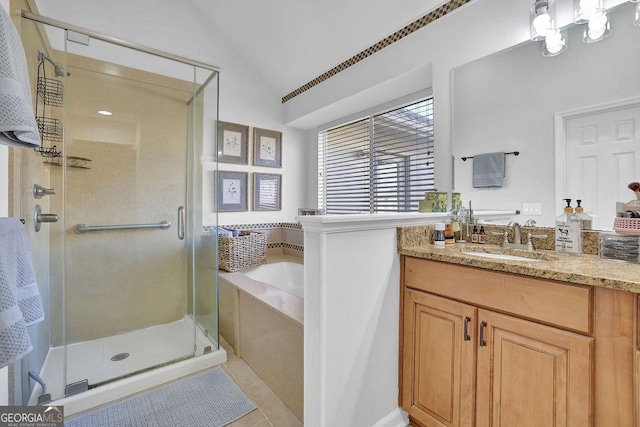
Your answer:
35,116 -> 63,143
36,77 -> 63,107
43,155 -> 92,169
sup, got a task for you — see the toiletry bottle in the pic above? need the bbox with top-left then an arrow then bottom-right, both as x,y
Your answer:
471,225 -> 479,243
478,226 -> 486,244
434,223 -> 445,247
444,223 -> 455,245
555,198 -> 582,255
575,200 -> 592,230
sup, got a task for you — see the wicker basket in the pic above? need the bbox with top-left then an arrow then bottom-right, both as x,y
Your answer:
218,231 -> 267,272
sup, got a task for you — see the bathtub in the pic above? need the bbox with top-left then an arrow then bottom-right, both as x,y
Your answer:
219,260 -> 304,419
243,261 -> 304,298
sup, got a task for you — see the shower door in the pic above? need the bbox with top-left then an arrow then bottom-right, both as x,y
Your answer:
17,16 -> 220,402
59,36 -> 219,391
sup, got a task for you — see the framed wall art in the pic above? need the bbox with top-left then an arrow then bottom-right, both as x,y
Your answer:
253,128 -> 282,168
252,173 -> 282,211
217,121 -> 249,164
217,170 -> 248,212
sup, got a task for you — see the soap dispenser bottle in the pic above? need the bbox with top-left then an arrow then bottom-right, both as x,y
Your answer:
575,199 -> 593,230
555,198 -> 582,255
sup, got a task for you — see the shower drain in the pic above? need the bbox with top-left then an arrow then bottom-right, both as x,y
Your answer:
110,352 -> 130,362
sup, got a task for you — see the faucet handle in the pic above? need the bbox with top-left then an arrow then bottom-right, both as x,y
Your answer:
491,231 -> 509,245
526,233 -> 549,251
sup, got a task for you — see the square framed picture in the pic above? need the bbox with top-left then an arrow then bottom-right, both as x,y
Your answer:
253,127 -> 282,168
217,121 -> 249,164
252,173 -> 282,211
217,170 -> 248,212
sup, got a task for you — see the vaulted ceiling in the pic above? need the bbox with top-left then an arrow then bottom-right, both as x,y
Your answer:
33,0 -> 449,101
174,0 -> 445,98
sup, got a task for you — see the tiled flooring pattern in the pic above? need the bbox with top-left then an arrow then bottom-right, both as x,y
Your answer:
221,337 -> 303,427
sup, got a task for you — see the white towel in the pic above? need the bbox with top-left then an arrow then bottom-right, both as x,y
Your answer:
0,217 -> 44,369
0,7 -> 41,149
472,152 -> 505,188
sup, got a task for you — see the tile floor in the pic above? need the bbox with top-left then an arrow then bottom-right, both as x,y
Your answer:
220,337 -> 303,427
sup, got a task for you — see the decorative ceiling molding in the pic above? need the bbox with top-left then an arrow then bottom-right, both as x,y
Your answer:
281,0 -> 472,103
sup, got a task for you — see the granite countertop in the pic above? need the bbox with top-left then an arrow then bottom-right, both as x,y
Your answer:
399,242 -> 640,294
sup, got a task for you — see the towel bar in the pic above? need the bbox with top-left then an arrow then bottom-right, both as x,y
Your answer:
461,151 -> 519,161
74,220 -> 171,234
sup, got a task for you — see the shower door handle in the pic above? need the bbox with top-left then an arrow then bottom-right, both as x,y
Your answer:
178,206 -> 185,240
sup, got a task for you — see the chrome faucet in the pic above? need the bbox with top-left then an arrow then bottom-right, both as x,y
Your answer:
493,221 -> 529,250
507,221 -> 523,247
494,220 -> 547,251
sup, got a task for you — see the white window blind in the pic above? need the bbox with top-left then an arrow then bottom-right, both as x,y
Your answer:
318,98 -> 434,214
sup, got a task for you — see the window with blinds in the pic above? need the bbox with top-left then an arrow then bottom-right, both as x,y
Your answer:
318,98 -> 434,214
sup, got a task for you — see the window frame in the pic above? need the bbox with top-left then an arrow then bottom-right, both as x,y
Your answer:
318,93 -> 434,214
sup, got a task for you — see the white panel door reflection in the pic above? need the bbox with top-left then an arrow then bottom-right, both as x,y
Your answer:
565,104 -> 640,230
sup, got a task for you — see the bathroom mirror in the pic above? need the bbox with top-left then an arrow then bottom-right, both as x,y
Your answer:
451,2 -> 640,229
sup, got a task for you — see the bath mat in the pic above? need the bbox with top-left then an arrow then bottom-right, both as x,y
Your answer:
65,368 -> 256,427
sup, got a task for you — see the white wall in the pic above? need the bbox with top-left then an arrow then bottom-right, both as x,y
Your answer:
292,0 -> 627,211
452,4 -> 639,227
34,0 -> 309,226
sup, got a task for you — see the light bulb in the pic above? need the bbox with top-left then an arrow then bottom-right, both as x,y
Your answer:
546,32 -> 563,53
579,0 -> 598,13
584,9 -> 611,42
533,13 -> 553,37
589,10 -> 608,30
543,29 -> 566,57
574,0 -> 601,23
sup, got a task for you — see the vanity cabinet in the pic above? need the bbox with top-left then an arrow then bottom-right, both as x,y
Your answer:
401,289 -> 476,426
474,309 -> 592,427
400,256 -> 635,427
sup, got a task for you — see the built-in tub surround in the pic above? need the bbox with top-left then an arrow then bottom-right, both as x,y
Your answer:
206,222 -> 304,259
219,256 -> 303,421
238,222 -> 304,258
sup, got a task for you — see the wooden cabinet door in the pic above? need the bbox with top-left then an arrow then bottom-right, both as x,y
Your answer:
476,309 -> 594,427
401,289 -> 477,427
636,349 -> 640,427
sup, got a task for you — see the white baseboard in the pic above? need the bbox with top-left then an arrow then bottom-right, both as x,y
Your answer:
372,407 -> 409,427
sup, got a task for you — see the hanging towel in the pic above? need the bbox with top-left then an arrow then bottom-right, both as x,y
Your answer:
472,152 -> 505,188
0,217 -> 44,369
0,7 -> 41,149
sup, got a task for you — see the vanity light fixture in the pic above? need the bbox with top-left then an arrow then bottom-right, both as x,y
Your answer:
530,0 -> 566,56
573,0 -> 612,42
98,110 -> 112,116
530,0 -> 555,41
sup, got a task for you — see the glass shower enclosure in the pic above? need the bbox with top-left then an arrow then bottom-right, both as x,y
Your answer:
15,12 -> 222,405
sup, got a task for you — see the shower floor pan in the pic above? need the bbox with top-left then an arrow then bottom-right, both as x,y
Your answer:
29,315 -> 226,415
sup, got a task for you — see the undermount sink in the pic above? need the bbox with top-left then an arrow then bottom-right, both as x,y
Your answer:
461,251 -> 543,262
